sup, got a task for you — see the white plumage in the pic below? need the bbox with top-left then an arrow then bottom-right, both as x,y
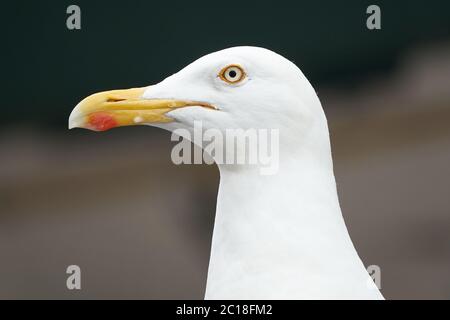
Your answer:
69,46 -> 384,300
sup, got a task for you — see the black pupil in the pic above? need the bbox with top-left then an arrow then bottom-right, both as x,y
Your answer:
228,70 -> 237,78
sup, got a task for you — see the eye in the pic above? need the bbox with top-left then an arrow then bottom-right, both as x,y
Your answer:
219,64 -> 246,84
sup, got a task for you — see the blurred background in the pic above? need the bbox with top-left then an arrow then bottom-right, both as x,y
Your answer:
1,0 -> 450,299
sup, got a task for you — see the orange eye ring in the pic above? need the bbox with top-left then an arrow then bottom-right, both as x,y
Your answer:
218,64 -> 246,84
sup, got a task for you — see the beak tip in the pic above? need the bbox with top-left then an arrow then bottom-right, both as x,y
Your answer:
68,105 -> 83,130
68,116 -> 77,130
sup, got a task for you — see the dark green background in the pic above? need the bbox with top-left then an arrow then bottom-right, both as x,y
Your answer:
2,0 -> 450,126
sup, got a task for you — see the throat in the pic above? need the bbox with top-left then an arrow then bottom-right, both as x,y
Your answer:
204,158 -> 380,299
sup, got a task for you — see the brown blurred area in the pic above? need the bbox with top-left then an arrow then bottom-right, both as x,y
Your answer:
1,43 -> 450,300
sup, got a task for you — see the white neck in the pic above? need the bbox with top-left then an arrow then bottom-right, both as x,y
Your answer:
204,133 -> 383,299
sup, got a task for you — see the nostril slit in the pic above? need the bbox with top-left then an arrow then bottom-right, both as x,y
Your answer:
107,98 -> 126,103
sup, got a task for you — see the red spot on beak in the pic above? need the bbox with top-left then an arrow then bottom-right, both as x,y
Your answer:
88,112 -> 118,131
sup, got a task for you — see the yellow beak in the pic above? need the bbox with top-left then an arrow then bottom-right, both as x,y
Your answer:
68,87 -> 215,131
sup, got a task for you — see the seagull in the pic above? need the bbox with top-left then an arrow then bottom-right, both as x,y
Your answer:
69,46 -> 384,300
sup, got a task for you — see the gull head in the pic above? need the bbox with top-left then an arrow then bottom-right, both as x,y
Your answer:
69,46 -> 324,140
